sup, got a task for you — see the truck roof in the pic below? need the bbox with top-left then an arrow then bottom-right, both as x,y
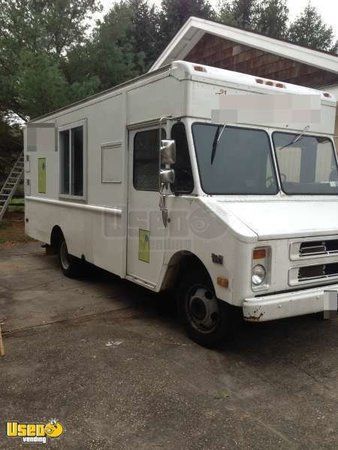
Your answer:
30,60 -> 336,123
176,60 -> 336,104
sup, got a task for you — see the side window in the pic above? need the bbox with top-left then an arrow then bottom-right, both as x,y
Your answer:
133,129 -> 165,191
60,130 -> 70,194
60,125 -> 84,197
171,122 -> 194,194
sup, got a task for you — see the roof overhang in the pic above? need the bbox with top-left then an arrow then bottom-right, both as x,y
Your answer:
150,17 -> 338,75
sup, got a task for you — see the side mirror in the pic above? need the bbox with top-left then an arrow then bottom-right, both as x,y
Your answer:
160,169 -> 175,185
160,140 -> 176,165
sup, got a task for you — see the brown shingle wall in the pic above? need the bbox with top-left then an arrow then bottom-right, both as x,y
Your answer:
186,34 -> 338,88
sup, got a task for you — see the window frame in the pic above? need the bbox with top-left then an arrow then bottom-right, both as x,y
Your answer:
171,122 -> 194,195
133,127 -> 166,192
272,131 -> 338,196
192,122 -> 279,196
58,119 -> 87,201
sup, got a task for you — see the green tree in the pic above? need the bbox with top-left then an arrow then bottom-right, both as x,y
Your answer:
74,0 -> 162,84
17,52 -> 70,118
85,1 -> 142,90
255,0 -> 289,39
0,114 -> 22,181
289,3 -> 337,52
129,0 -> 161,69
0,0 -> 102,119
159,0 -> 215,49
218,0 -> 258,30
0,0 -> 102,56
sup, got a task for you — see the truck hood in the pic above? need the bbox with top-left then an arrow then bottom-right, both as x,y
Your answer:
213,198 -> 338,241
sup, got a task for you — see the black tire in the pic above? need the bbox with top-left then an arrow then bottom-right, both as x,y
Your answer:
58,237 -> 83,278
178,270 -> 231,347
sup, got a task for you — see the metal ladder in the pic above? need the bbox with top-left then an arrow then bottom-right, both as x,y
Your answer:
0,152 -> 24,221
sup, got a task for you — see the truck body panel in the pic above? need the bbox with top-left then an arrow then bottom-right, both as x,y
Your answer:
24,61 -> 338,321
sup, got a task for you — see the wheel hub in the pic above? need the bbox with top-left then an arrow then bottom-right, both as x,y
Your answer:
190,297 -> 207,320
187,287 -> 219,333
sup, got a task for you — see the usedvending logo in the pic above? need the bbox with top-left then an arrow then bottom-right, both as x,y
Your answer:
7,419 -> 63,444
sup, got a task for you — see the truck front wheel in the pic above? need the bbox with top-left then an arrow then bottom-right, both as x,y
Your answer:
58,237 -> 83,278
178,271 -> 231,347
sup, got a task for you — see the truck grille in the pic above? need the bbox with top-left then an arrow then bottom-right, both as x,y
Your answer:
299,240 -> 338,257
298,263 -> 338,282
289,237 -> 338,285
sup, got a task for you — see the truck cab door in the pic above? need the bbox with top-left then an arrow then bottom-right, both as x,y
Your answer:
127,126 -> 166,288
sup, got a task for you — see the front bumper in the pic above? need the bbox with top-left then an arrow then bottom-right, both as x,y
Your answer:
243,284 -> 338,322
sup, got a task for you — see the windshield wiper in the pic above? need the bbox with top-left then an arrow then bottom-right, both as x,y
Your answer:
278,125 -> 310,151
211,123 -> 227,164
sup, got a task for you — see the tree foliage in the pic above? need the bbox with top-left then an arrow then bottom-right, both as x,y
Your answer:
0,0 -> 102,55
218,0 -> 337,51
289,4 -> 337,52
159,0 -> 214,48
0,113 -> 22,180
255,0 -> 289,39
130,0 -> 161,69
86,2 -> 141,89
219,0 -> 258,30
0,0 -> 102,118
17,52 -> 69,118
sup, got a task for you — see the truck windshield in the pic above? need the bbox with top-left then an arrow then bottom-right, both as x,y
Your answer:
192,123 -> 278,195
273,132 -> 338,195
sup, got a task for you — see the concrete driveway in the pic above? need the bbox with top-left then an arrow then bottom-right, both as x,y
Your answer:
0,242 -> 337,449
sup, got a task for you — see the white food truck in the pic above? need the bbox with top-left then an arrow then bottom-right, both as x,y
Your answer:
24,61 -> 338,346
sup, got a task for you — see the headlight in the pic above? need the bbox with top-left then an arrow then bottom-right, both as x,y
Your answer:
252,264 -> 266,286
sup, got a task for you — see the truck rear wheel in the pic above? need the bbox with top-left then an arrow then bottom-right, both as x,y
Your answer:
58,237 -> 83,278
178,271 -> 231,347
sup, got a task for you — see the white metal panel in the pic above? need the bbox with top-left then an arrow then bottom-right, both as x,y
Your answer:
127,76 -> 187,126
126,128 -> 167,286
25,123 -> 58,199
101,142 -> 123,183
215,199 -> 338,240
243,285 -> 338,321
25,92 -> 128,278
